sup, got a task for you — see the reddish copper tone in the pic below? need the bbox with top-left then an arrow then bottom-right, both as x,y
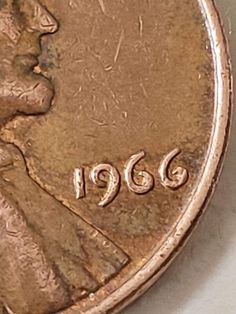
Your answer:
0,0 -> 231,313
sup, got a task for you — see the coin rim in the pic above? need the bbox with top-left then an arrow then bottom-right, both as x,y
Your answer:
64,0 -> 232,312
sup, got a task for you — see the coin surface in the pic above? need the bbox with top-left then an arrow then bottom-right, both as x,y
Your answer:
0,0 -> 231,313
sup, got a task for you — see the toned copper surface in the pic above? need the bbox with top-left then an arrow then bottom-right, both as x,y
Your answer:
0,0 -> 231,313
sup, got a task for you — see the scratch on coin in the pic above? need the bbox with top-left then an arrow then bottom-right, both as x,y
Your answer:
114,29 -> 125,64
140,82 -> 148,98
103,101 -> 108,112
224,7 -> 232,36
139,16 -> 144,37
68,0 -> 78,9
122,111 -> 128,119
91,117 -> 108,126
4,304 -> 14,314
97,0 -> 106,15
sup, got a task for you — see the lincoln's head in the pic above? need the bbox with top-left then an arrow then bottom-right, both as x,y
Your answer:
0,0 -> 58,124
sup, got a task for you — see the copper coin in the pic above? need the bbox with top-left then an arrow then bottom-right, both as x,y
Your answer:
0,0 -> 231,313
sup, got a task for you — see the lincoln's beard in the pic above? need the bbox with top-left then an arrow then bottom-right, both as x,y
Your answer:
0,67 -> 54,125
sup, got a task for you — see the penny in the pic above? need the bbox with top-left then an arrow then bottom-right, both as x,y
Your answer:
0,0 -> 231,313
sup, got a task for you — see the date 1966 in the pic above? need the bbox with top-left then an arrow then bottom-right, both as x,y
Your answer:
73,148 -> 189,207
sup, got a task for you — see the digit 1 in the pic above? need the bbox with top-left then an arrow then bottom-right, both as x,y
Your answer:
73,168 -> 85,199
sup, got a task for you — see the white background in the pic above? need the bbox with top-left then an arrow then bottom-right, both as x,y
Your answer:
123,1 -> 236,313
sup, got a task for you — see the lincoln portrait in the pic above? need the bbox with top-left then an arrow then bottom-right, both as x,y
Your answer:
0,1 -> 128,313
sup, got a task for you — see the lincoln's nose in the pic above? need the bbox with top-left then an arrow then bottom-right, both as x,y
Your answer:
30,3 -> 58,34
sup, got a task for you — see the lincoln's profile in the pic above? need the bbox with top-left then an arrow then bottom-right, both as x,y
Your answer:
0,1 -> 128,313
